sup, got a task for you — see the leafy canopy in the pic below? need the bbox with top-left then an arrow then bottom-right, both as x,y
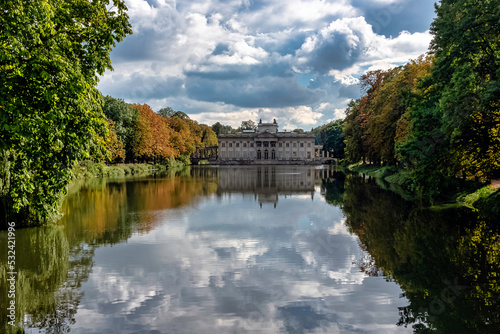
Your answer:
0,0 -> 132,226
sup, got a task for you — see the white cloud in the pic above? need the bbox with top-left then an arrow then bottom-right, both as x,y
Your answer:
257,106 -> 324,129
99,0 -> 435,128
316,102 -> 333,112
334,108 -> 346,119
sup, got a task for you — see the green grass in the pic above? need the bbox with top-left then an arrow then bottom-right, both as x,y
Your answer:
474,189 -> 500,219
457,186 -> 497,209
349,164 -> 400,181
73,161 -> 167,179
349,164 -> 499,216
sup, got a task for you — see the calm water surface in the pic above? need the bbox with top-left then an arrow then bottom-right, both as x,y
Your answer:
1,166 -> 499,333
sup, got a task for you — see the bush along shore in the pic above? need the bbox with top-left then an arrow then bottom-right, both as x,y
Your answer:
73,160 -> 185,179
348,163 -> 500,219
74,161 -> 162,179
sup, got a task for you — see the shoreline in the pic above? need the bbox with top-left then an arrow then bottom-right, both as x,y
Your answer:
347,163 -> 500,218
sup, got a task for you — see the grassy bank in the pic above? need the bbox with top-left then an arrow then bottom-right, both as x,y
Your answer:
348,163 -> 500,213
348,163 -> 415,201
74,161 -> 164,179
73,158 -> 189,179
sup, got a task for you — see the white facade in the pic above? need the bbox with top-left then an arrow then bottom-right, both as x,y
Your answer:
218,121 -> 315,163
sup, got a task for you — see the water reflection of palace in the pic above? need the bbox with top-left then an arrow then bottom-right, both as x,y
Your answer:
192,166 -> 338,208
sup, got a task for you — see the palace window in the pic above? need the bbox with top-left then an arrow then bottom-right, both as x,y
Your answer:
257,141 -> 262,147
222,143 -> 225,147
243,143 -> 247,147
300,143 -> 304,147
278,143 -> 282,147
307,143 -> 311,147
264,141 -> 269,147
250,143 -> 254,147
264,150 -> 269,159
257,150 -> 262,159
229,143 -> 232,147
236,143 -> 239,147
271,142 -> 276,147
293,143 -> 297,147
271,150 -> 276,159
286,143 -> 289,147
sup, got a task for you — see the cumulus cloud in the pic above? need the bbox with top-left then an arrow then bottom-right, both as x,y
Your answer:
295,17 -> 369,74
295,16 -> 432,76
98,0 -> 436,129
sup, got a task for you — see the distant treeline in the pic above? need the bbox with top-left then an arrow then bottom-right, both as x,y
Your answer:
102,97 -> 217,164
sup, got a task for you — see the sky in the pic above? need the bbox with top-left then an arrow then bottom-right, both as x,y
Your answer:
98,0 -> 437,130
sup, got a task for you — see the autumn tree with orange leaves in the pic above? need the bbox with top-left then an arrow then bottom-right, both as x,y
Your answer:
131,104 -> 175,163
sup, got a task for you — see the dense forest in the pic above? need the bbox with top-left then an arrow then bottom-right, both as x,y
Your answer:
323,0 -> 500,198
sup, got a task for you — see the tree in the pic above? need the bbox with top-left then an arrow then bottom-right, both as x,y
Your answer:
105,120 -> 126,163
172,111 -> 190,120
240,120 -> 256,130
0,0 -> 132,226
343,99 -> 365,163
429,0 -> 500,180
158,107 -> 176,118
132,104 -> 174,163
321,120 -> 346,159
158,107 -> 190,120
211,122 -> 233,135
311,125 -> 326,145
200,125 -> 218,146
366,56 -> 433,165
398,0 -> 500,196
102,96 -> 139,162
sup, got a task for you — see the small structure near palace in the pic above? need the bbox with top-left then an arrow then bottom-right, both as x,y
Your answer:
218,119 -> 316,164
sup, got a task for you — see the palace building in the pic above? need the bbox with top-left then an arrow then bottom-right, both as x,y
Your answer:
217,119 -> 316,164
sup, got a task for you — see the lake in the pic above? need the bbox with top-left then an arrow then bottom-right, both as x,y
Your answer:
1,165 -> 499,333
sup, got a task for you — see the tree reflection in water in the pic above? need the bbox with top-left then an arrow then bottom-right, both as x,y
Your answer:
1,168 -> 498,333
0,168 -> 218,333
340,175 -> 500,333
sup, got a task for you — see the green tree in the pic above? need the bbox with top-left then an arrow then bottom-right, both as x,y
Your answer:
102,96 -> 138,162
343,99 -> 365,163
311,125 -> 326,145
158,107 -> 176,118
172,111 -> 190,120
240,120 -> 256,130
198,124 -> 218,147
366,56 -> 433,165
159,107 -> 190,120
0,0 -> 132,226
211,122 -> 233,135
431,0 -> 500,180
104,119 -> 126,163
400,0 -> 500,194
321,119 -> 346,159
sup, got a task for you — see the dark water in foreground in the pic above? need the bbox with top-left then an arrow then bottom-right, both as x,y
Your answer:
1,166 -> 499,333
